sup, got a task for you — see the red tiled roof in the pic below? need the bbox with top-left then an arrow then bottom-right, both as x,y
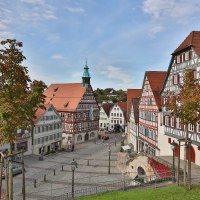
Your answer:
173,31 -> 200,56
127,89 -> 142,121
102,103 -> 114,117
145,71 -> 167,108
44,83 -> 86,112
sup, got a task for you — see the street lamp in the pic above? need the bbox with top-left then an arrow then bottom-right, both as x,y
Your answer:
71,159 -> 78,199
170,140 -> 177,182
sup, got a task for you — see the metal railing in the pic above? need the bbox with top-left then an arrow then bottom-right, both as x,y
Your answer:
51,174 -> 174,200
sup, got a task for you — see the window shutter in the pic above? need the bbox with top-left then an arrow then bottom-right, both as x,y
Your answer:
163,115 -> 165,125
174,117 -> 176,128
180,54 -> 182,63
183,53 -> 185,62
172,75 -> 174,84
177,74 -> 180,84
189,51 -> 192,60
168,116 -> 170,127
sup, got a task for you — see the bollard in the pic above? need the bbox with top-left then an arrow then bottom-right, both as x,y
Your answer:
54,169 -> 56,176
62,165 -> 63,171
87,159 -> 89,166
44,174 -> 46,182
34,179 -> 37,188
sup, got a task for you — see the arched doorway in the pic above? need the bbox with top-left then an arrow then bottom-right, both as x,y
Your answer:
186,144 -> 195,163
137,166 -> 146,183
84,133 -> 89,141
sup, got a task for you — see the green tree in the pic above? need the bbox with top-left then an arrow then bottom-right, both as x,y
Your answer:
0,39 -> 46,199
164,68 -> 200,188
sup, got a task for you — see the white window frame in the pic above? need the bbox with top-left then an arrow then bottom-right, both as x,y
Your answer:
188,124 -> 194,132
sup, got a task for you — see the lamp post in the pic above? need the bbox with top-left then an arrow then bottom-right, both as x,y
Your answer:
171,141 -> 177,182
71,159 -> 78,199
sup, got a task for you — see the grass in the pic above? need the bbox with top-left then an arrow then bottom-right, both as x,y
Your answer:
77,185 -> 200,200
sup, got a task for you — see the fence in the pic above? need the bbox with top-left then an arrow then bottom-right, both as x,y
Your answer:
51,174 -> 174,200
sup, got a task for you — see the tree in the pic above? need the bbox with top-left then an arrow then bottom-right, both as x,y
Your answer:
164,68 -> 200,188
0,39 -> 46,199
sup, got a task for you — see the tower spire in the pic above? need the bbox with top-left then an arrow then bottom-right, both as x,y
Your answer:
82,60 -> 91,87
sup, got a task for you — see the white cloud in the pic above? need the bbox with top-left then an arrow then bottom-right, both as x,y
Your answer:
0,20 -> 14,39
142,0 -> 200,37
19,0 -> 57,22
143,0 -> 200,22
101,66 -> 132,85
65,6 -> 85,13
50,54 -> 64,60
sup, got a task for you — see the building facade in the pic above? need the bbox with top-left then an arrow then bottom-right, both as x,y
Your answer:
99,103 -> 114,131
161,31 -> 200,164
109,102 -> 127,132
32,104 -> 63,155
138,71 -> 167,156
44,63 -> 99,146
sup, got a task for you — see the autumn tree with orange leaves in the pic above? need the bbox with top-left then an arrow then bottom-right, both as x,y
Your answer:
164,68 -> 200,189
0,39 -> 46,199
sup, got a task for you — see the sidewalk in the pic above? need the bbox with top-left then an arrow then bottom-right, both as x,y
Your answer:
159,156 -> 200,184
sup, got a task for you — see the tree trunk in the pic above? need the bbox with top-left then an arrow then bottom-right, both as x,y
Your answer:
184,124 -> 188,187
0,157 -> 3,200
8,143 -> 13,200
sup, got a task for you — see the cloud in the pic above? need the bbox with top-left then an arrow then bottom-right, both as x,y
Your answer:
19,0 -> 57,22
142,0 -> 200,37
65,6 -> 85,13
0,20 -> 14,39
50,54 -> 64,60
101,66 -> 132,85
143,0 -> 200,22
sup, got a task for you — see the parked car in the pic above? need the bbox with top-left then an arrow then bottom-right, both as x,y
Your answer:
102,135 -> 109,140
2,165 -> 24,179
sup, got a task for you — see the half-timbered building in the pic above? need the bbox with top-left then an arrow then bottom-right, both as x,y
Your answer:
138,71 -> 167,156
44,63 -> 99,146
161,31 -> 200,164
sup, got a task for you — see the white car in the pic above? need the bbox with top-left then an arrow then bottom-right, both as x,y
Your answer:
2,165 -> 24,179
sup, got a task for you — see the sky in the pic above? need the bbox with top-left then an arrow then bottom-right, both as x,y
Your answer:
0,0 -> 200,90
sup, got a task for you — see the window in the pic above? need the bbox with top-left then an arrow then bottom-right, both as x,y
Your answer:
117,113 -> 119,117
114,113 -> 116,117
172,74 -> 179,85
171,117 -> 174,127
176,118 -> 181,129
176,55 -> 180,63
46,136 -> 48,142
100,123 -> 102,127
120,113 -> 122,117
38,127 -> 40,133
185,51 -> 189,60
188,124 -> 194,132
165,116 -> 170,126
197,123 -> 200,133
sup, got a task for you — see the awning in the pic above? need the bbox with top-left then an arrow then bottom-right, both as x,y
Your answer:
122,145 -> 131,151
